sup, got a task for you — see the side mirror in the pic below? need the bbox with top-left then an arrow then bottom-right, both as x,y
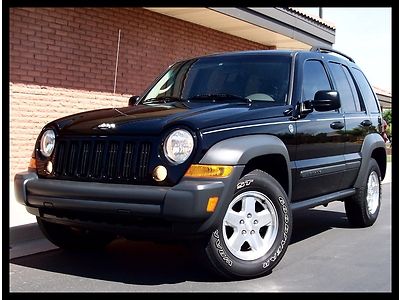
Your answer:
312,90 -> 341,112
128,95 -> 140,106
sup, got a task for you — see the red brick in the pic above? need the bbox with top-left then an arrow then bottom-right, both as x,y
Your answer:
34,42 -> 47,50
49,22 -> 62,30
48,78 -> 62,85
20,39 -> 34,47
34,54 -> 47,61
48,56 -> 61,63
48,45 -> 61,51
55,18 -> 68,25
55,30 -> 69,36
20,28 -> 35,35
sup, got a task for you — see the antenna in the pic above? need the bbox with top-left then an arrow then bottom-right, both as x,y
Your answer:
113,29 -> 121,95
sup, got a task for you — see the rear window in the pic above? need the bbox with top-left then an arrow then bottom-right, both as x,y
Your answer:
352,68 -> 380,113
328,62 -> 362,112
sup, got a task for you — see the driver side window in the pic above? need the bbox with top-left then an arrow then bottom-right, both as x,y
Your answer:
303,60 -> 332,101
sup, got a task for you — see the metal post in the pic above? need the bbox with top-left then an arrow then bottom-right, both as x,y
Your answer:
319,7 -> 323,19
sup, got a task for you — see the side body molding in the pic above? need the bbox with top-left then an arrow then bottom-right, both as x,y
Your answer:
354,133 -> 386,188
200,134 -> 292,200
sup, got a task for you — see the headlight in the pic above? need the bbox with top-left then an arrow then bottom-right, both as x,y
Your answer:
40,129 -> 55,157
164,129 -> 194,164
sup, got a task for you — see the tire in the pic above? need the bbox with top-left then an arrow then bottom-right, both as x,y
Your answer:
345,158 -> 382,227
37,217 -> 115,250
204,169 -> 292,279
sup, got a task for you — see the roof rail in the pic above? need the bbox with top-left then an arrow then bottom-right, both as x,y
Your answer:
310,46 -> 355,63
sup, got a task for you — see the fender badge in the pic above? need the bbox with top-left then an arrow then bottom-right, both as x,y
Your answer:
97,123 -> 116,129
288,124 -> 294,134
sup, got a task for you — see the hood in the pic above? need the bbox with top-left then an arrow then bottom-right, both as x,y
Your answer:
50,102 -> 288,136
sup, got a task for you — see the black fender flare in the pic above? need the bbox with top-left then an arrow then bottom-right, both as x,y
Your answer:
354,133 -> 386,188
200,134 -> 292,200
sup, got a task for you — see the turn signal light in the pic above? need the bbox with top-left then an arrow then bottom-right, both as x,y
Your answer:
28,158 -> 36,170
207,196 -> 219,212
184,164 -> 233,178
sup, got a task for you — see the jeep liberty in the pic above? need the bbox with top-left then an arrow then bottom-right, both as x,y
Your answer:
15,48 -> 386,279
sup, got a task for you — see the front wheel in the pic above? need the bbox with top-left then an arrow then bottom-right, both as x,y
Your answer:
204,170 -> 292,279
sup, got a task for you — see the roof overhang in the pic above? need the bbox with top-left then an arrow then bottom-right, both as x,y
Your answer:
376,94 -> 392,109
145,7 -> 335,50
373,87 -> 392,109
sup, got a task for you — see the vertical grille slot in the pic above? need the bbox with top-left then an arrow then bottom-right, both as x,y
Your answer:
122,143 -> 134,179
67,142 -> 78,176
55,141 -> 66,175
138,143 -> 151,180
92,143 -> 104,178
106,142 -> 119,178
79,142 -> 90,176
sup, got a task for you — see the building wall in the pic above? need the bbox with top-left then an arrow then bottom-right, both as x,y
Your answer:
9,7 -> 272,180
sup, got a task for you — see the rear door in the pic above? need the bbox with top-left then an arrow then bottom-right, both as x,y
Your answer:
327,62 -> 369,189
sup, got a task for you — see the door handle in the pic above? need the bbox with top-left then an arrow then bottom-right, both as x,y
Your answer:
330,121 -> 344,130
360,120 -> 372,127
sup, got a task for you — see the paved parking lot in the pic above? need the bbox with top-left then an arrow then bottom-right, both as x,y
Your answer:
9,182 -> 391,292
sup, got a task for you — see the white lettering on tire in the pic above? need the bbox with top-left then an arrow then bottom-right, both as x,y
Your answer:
213,229 -> 233,267
237,179 -> 254,190
262,196 -> 289,269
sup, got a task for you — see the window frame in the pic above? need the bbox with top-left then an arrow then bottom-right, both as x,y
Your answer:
350,67 -> 381,114
327,61 -> 364,113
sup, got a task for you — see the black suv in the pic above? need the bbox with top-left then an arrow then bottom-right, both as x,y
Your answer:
15,48 -> 386,279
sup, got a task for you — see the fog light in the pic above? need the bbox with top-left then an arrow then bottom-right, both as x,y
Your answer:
153,165 -> 167,181
46,161 -> 53,174
207,196 -> 219,212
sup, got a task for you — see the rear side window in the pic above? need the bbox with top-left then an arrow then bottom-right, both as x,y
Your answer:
342,66 -> 363,111
302,60 -> 332,100
328,62 -> 361,112
352,68 -> 380,113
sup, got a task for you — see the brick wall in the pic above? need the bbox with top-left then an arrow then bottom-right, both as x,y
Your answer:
9,7 -> 272,180
9,83 -> 129,181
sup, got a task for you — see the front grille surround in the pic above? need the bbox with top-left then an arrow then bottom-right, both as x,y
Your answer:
44,137 -> 153,184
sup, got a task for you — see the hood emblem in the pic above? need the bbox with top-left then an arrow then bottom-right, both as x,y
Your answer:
97,123 -> 116,130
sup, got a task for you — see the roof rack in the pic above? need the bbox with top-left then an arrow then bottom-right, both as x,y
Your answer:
310,46 -> 355,63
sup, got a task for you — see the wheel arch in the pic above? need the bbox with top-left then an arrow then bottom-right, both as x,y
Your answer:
354,133 -> 386,188
200,134 -> 292,200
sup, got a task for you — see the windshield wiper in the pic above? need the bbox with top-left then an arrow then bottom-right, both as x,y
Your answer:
187,93 -> 252,104
143,96 -> 184,104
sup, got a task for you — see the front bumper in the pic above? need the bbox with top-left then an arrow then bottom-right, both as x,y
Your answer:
14,167 -> 243,236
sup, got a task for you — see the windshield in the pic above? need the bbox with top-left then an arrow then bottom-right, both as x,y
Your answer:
142,54 -> 291,105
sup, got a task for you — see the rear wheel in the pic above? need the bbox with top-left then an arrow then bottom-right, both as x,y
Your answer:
203,170 -> 292,279
345,158 -> 382,227
37,217 -> 115,250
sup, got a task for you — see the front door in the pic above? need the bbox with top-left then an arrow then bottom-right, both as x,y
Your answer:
292,59 -> 346,202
